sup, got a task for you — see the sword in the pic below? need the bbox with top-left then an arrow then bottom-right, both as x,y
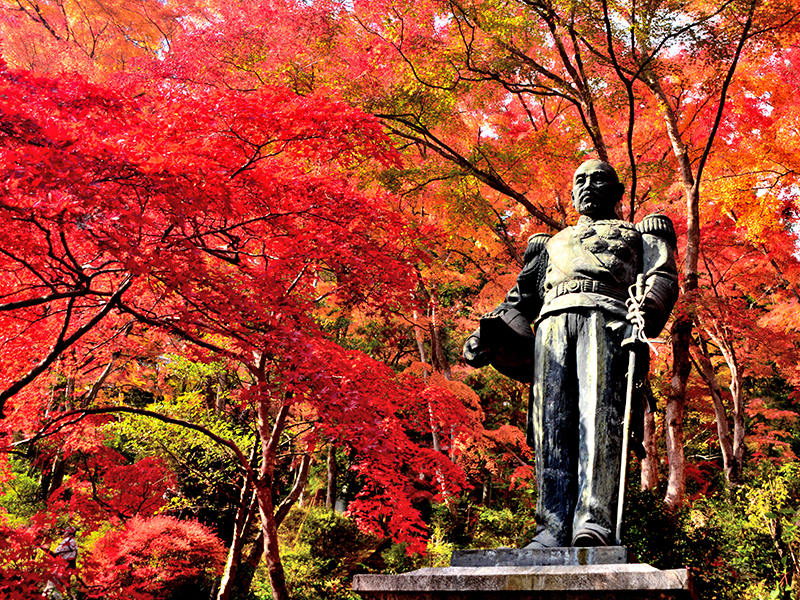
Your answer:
616,273 -> 646,547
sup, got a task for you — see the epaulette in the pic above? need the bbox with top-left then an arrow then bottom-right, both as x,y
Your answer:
636,214 -> 677,249
523,233 -> 552,263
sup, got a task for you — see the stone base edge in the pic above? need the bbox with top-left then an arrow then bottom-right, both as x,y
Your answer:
353,564 -> 697,600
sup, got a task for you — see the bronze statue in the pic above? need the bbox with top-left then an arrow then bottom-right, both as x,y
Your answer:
464,160 -> 678,548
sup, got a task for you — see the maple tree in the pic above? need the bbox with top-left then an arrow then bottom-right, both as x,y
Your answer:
4,0 -> 800,598
238,0 -> 800,508
0,40 -> 470,598
0,0 -> 186,76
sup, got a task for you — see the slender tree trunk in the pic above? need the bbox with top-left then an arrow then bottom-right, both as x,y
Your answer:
412,309 -> 428,367
217,438 -> 260,600
640,410 -> 659,491
216,490 -> 257,600
233,530 -> 265,598
326,442 -> 338,511
732,374 -> 745,482
725,354 -> 744,483
255,393 -> 291,600
216,371 -> 227,414
83,350 -> 122,408
691,335 -> 735,482
481,475 -> 492,506
646,76 -> 698,509
256,480 -> 289,600
414,299 -> 444,453
235,452 -> 309,599
41,450 -> 65,501
64,376 -> 75,411
705,327 -> 745,483
665,318 -> 692,509
643,0 -> 753,505
429,298 -> 452,380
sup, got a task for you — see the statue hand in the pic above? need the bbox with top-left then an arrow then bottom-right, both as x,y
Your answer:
463,332 -> 492,367
625,296 -> 647,332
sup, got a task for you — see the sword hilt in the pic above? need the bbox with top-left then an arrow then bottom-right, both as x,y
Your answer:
622,273 -> 647,348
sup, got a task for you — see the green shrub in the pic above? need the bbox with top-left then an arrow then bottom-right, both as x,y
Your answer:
277,507 -> 381,600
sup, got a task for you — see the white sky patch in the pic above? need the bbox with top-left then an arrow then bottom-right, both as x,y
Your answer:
434,13 -> 453,32
479,123 -> 499,139
744,90 -> 774,118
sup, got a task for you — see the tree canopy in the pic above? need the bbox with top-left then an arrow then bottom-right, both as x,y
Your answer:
2,0 -> 800,598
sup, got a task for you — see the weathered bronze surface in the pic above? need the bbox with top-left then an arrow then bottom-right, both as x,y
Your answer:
463,160 -> 679,548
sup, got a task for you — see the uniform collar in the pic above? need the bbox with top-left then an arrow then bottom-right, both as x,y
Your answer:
576,215 -> 632,228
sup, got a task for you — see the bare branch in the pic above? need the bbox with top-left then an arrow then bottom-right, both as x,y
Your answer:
0,276 -> 134,416
11,405 -> 257,486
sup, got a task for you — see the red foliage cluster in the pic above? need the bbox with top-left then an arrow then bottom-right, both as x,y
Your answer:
0,524 -> 56,600
84,515 -> 226,600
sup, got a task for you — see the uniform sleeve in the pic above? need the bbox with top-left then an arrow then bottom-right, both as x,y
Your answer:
462,233 -> 550,372
636,214 -> 679,338
488,233 -> 550,322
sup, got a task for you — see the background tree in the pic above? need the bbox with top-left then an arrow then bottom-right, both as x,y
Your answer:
3,1 -> 800,599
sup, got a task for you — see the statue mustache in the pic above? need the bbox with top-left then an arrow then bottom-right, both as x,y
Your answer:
577,190 -> 603,202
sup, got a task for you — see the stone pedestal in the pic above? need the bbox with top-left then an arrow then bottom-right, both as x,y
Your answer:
353,549 -> 697,600
450,547 -> 628,567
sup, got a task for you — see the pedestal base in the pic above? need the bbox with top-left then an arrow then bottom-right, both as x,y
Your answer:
352,564 -> 697,600
450,547 -> 628,567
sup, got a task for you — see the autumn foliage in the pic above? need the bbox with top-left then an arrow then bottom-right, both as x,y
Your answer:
0,524 -> 55,600
2,0 -> 800,598
85,515 -> 226,600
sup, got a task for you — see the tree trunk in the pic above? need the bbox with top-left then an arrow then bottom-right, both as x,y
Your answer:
232,529 -> 265,598
429,298 -> 452,381
40,450 -> 65,501
641,0 -> 753,505
414,297 -> 445,453
82,350 -> 121,408
646,76 -> 697,509
216,437 -> 261,600
691,335 -> 736,483
216,489 -> 257,600
704,327 -> 745,483
256,480 -> 290,600
665,318 -> 692,509
326,442 -> 338,511
412,309 -> 428,367
640,409 -> 659,491
216,371 -> 227,414
255,393 -> 292,600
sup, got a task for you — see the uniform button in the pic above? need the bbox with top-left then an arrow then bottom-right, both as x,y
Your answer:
567,281 -> 580,292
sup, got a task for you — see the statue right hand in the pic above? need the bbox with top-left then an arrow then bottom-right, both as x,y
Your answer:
463,332 -> 492,367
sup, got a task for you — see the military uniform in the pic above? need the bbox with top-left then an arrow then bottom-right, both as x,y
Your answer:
464,213 -> 678,547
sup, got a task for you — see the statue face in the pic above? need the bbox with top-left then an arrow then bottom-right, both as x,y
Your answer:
571,160 -> 622,219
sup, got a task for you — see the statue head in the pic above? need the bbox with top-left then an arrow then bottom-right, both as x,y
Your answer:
571,160 -> 624,220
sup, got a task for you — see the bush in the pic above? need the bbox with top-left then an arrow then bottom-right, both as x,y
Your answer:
470,506 -> 535,549
85,515 -> 225,600
278,507 -> 381,600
